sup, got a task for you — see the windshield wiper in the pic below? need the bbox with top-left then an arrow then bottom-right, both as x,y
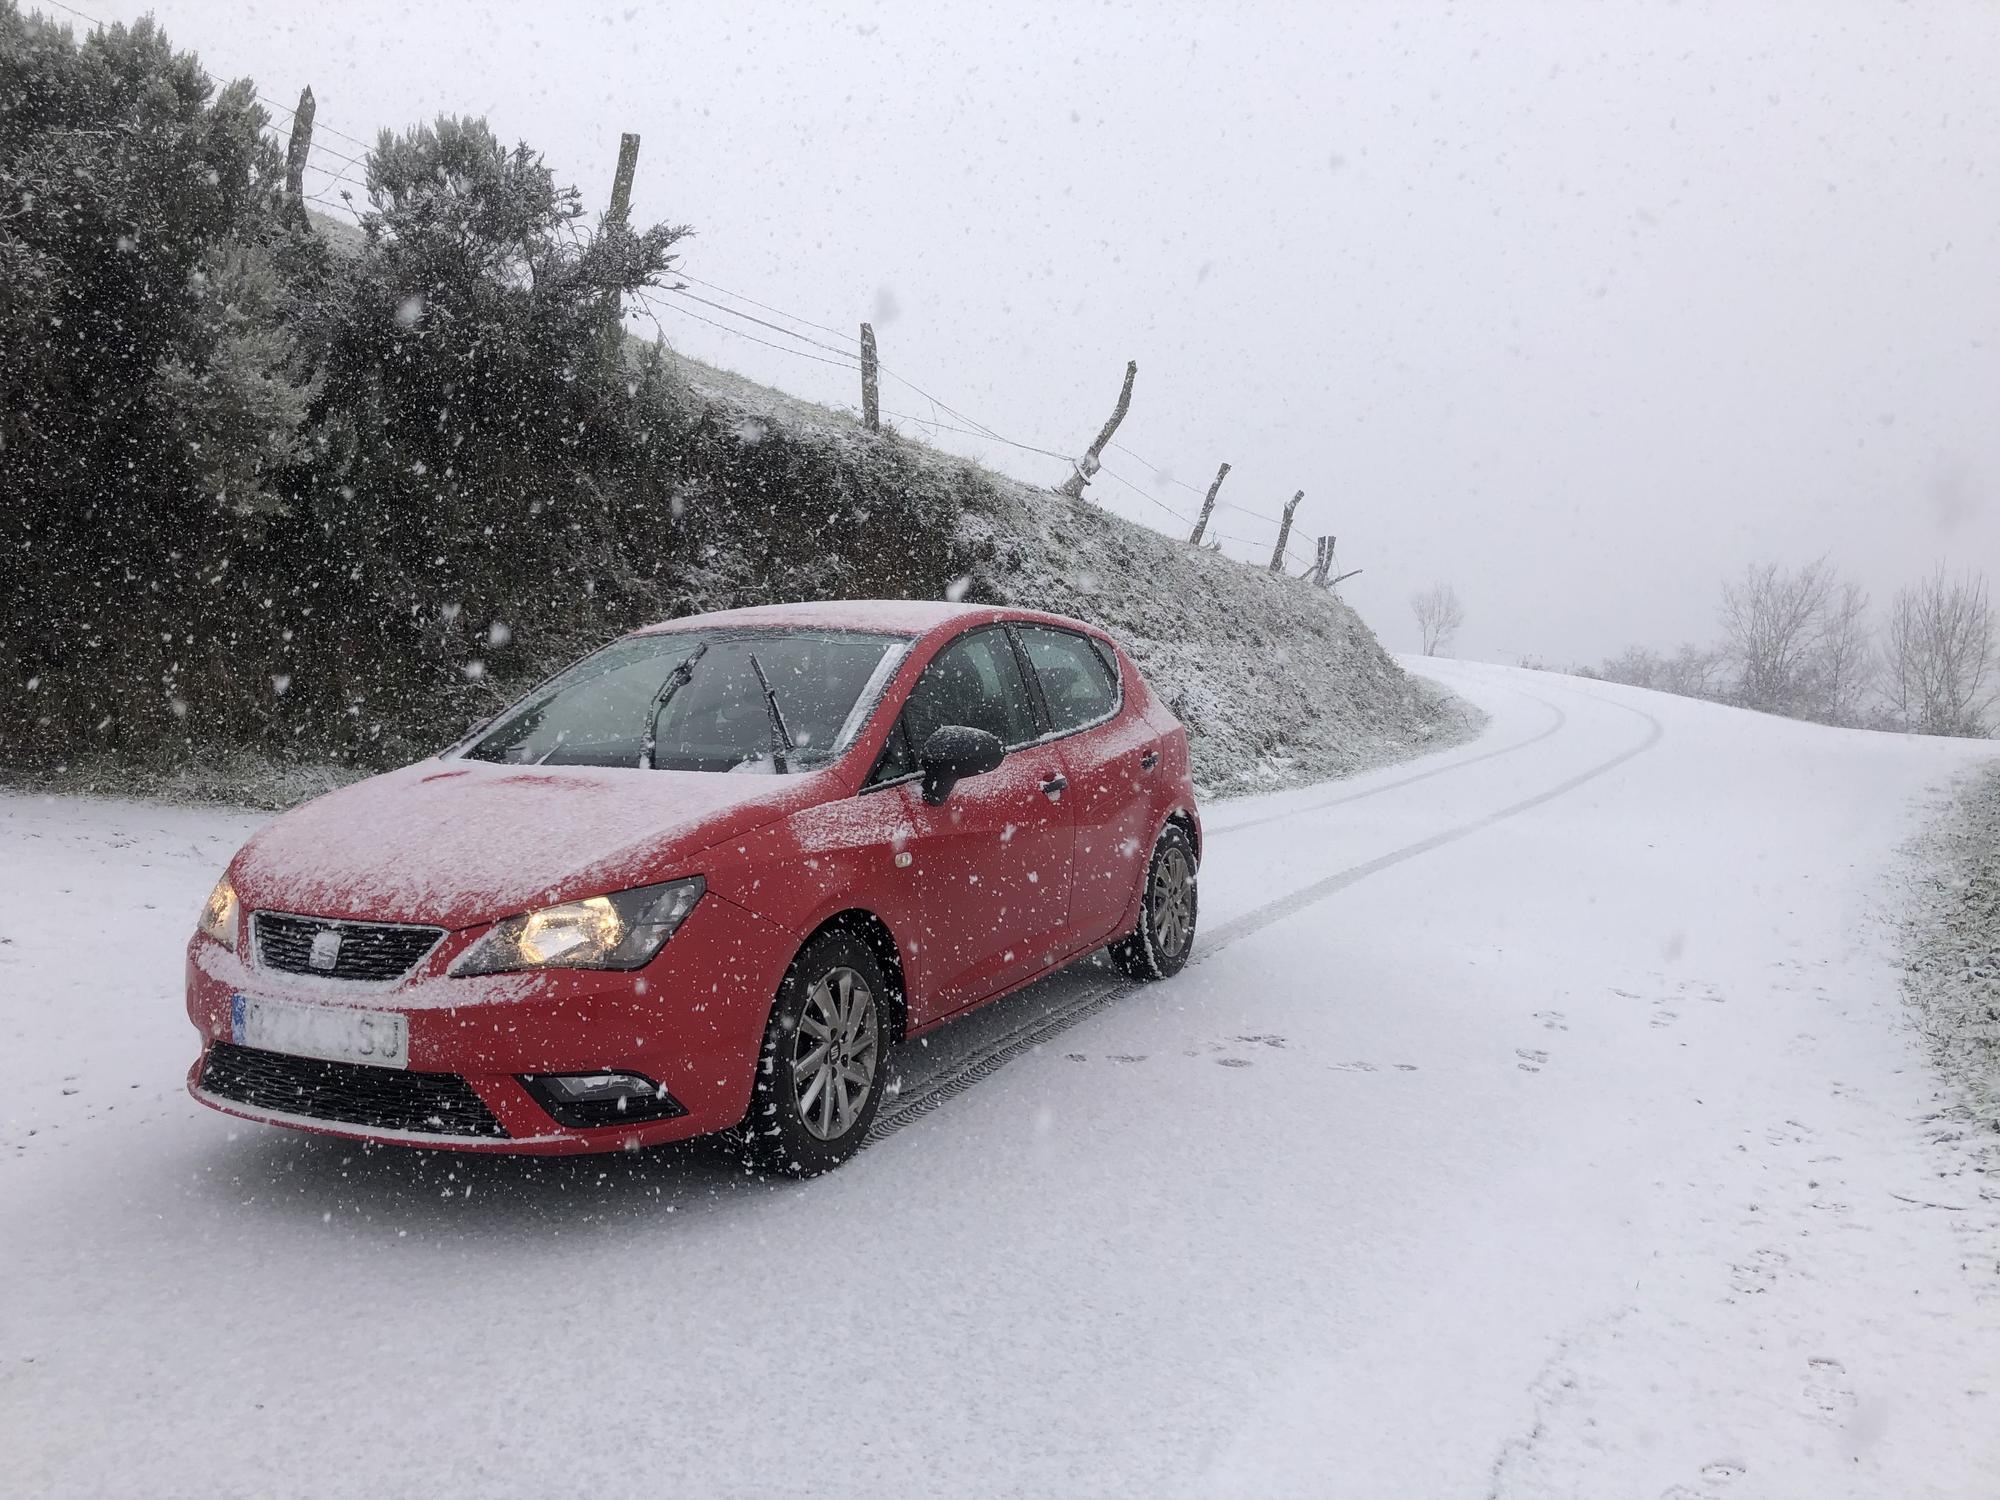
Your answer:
638,641 -> 708,770
746,652 -> 796,774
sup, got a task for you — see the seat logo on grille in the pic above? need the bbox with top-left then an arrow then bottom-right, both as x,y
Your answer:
308,928 -> 344,972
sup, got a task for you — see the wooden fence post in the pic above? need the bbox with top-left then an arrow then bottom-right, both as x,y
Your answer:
1057,360 -> 1137,500
600,133 -> 641,356
283,85 -> 315,228
1268,490 -> 1303,573
860,323 -> 880,431
607,132 -> 640,225
1311,536 -> 1332,586
1189,462 -> 1230,545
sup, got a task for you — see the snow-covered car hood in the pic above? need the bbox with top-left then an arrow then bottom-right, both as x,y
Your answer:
230,758 -> 821,930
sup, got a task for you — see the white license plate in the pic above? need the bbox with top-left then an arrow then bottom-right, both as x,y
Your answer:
232,995 -> 409,1069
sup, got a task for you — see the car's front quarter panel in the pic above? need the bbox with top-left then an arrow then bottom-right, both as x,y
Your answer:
696,791 -> 919,988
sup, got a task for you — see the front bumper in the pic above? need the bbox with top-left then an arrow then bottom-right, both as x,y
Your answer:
184,892 -> 791,1155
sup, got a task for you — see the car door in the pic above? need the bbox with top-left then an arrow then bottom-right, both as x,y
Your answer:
1012,624 -> 1160,947
876,625 -> 1075,1022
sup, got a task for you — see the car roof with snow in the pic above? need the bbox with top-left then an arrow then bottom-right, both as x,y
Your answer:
633,598 -> 1108,641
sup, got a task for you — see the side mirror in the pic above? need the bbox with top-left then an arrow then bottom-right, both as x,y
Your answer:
919,725 -> 1005,805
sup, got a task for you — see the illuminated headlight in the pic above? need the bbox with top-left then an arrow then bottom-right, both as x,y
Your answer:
454,877 -> 704,976
197,875 -> 239,947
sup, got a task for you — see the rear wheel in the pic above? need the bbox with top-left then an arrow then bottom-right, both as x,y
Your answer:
746,928 -> 889,1175
1110,823 -> 1198,980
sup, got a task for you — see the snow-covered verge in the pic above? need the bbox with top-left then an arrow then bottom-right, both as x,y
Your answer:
1901,761 -> 2000,1125
0,751 -> 367,812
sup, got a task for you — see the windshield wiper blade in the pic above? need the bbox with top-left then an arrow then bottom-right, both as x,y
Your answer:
638,641 -> 708,770
746,651 -> 796,774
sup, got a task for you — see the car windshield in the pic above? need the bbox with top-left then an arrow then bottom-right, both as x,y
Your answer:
461,629 -> 909,773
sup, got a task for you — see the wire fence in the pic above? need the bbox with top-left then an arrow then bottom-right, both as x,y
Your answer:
632,282 -> 1322,570
33,0 -> 1332,577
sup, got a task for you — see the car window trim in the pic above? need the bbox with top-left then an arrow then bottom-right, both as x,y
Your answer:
1007,623 -> 1126,748
1004,625 -> 1054,737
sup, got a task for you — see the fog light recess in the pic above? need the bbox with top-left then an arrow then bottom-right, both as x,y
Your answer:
517,1071 -> 687,1128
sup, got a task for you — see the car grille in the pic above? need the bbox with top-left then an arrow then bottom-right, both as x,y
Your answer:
254,912 -> 442,982
199,1042 -> 508,1138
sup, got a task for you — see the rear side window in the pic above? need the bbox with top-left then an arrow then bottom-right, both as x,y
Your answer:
1015,626 -> 1120,734
903,627 -> 1038,751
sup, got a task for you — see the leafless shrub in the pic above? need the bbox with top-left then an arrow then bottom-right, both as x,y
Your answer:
1596,642 -> 1729,699
1410,582 -> 1465,656
1886,569 -> 1995,737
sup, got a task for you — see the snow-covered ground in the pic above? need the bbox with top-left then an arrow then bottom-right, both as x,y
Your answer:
3,662 -> 1997,1498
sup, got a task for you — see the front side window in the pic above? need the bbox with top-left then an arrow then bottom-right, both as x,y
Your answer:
463,629 -> 909,773
902,627 -> 1037,754
867,717 -> 917,786
1015,625 -> 1120,734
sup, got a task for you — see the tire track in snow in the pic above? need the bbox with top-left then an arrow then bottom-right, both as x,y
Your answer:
869,687 -> 1665,1146
1201,693 -> 1663,952
1203,692 -> 1568,839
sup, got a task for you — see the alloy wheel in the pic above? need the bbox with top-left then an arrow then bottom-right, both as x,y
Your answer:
1150,846 -> 1195,960
791,966 -> 880,1141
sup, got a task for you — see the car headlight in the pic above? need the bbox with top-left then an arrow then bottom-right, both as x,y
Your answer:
197,875 -> 239,947
454,877 -> 705,976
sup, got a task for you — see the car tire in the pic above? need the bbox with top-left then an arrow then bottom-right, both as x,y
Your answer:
746,927 -> 891,1176
1110,822 -> 1198,981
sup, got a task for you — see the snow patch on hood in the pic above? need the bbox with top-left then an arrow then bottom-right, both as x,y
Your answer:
230,758 -> 818,928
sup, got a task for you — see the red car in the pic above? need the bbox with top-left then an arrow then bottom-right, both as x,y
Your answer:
186,601 -> 1201,1173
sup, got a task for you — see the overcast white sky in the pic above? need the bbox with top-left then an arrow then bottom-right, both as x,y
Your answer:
54,0 -> 2000,661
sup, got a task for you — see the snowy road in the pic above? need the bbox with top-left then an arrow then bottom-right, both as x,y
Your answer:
5,663 -> 1999,1498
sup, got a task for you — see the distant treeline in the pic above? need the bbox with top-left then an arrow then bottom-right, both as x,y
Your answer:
1573,558 -> 1994,736
0,5 -> 981,770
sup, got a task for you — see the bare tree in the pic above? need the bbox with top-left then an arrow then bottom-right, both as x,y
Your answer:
1719,558 -> 1839,715
1808,579 -> 1874,726
1411,583 -> 1466,656
1885,568 -> 1995,736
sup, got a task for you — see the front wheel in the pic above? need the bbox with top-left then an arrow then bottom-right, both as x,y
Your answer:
746,928 -> 890,1176
1110,822 -> 1198,980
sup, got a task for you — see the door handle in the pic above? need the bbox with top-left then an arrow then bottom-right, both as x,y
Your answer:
1039,773 -> 1068,802
1139,749 -> 1161,771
